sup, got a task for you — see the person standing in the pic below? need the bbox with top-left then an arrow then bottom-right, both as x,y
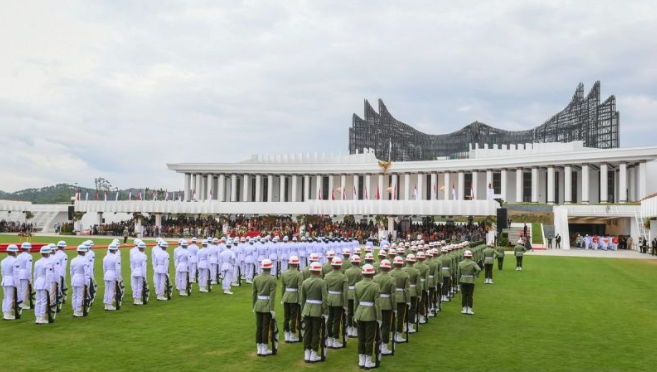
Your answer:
324,256 -> 348,348
130,241 -> 147,305
300,261 -> 328,363
482,244 -> 498,284
208,239 -> 219,284
281,256 -> 303,343
389,256 -> 410,343
496,244 -> 505,270
373,259 -> 394,355
54,241 -> 68,304
244,238 -> 256,284
123,227 -> 129,244
253,259 -> 277,357
17,242 -> 33,310
219,239 -> 236,295
458,250 -> 481,315
439,248 -> 451,303
70,244 -> 90,317
2,244 -> 21,320
33,246 -> 53,324
103,243 -> 122,311
174,240 -> 191,297
345,255 -> 363,338
354,264 -> 382,369
188,238 -> 199,284
414,252 -> 430,324
402,254 -> 419,333
153,241 -> 170,301
197,240 -> 210,292
514,240 -> 527,271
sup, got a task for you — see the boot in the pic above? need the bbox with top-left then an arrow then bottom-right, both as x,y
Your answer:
461,307 -> 468,314
261,344 -> 272,356
133,299 -> 143,305
467,307 -> 474,315
394,332 -> 406,343
352,327 -> 358,337
179,290 -> 188,296
284,332 -> 289,342
231,282 -> 240,287
419,315 -> 426,324
199,287 -> 208,293
309,350 -> 321,362
3,312 -> 15,320
73,310 -> 83,317
381,343 -> 392,355
223,290 -> 233,295
256,344 -> 262,356
333,337 -> 343,348
211,280 -> 217,285
157,295 -> 166,301
304,349 -> 311,362
105,304 -> 116,311
408,324 -> 416,334
246,279 -> 253,284
21,303 -> 31,310
365,355 -> 376,369
289,333 -> 299,342
489,279 -> 493,284
359,354 -> 366,368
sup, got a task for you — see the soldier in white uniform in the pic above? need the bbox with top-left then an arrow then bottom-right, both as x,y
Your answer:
268,237 -> 279,276
198,240 -> 210,292
17,242 -> 33,310
208,239 -> 219,284
45,243 -> 60,312
175,239 -> 191,296
33,245 -> 53,324
153,241 -> 170,301
257,238 -> 268,275
298,237 -> 307,269
233,238 -> 244,285
2,244 -> 21,320
103,243 -> 122,311
130,241 -> 147,305
54,241 -> 68,303
188,237 -> 199,283
70,245 -> 90,317
244,238 -> 256,283
219,239 -> 236,294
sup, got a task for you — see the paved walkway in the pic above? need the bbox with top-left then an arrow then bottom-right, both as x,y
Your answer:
526,248 -> 657,260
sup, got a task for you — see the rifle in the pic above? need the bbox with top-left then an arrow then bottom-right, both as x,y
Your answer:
54,281 -> 63,313
423,290 -> 430,323
165,274 -> 173,300
341,309 -> 348,347
45,289 -> 55,323
297,303 -> 303,342
115,280 -> 125,310
142,279 -> 150,304
186,272 -> 192,296
269,316 -> 279,355
319,316 -> 328,362
13,286 -> 22,320
414,296 -> 420,331
207,269 -> 212,293
374,322 -> 382,368
390,310 -> 396,355
237,265 -> 242,287
89,278 -> 98,306
82,285 -> 91,316
28,282 -> 35,309
60,276 -> 68,305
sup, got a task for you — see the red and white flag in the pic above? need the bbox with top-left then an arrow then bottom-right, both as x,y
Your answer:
115,187 -> 120,201
470,183 -> 475,200
94,189 -> 99,201
128,190 -> 133,201
364,187 -> 369,200
353,185 -> 358,200
342,187 -> 346,200
331,189 -> 335,201
317,188 -> 322,200
137,189 -> 142,201
103,190 -> 107,201
75,188 -> 80,201
192,189 -> 197,201
376,186 -> 380,200
393,185 -> 397,201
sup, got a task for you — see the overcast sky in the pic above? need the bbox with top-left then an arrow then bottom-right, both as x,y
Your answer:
1,0 -> 656,192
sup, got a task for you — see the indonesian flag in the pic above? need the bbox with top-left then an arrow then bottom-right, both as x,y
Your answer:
152,190 -> 157,201
470,183 -> 475,200
94,189 -> 99,201
128,190 -> 133,201
103,190 -> 107,201
342,187 -> 346,200
433,182 -> 438,200
393,185 -> 397,201
164,190 -> 169,201
210,188 -> 213,200
138,189 -> 142,200
376,186 -> 380,200
451,184 -> 456,200
115,188 -> 120,201
75,188 -> 80,201
331,189 -> 335,201
85,191 -> 89,201
414,185 -> 418,200
318,188 -> 322,200
192,189 -> 197,201
364,187 -> 369,200
353,185 -> 358,200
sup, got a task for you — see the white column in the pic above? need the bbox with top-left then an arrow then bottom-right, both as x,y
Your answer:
279,175 -> 286,202
457,171 -> 464,200
564,165 -> 572,204
516,168 -> 523,203
430,173 -> 437,200
639,161 -> 647,200
328,175 -> 334,200
471,171 -> 478,200
304,175 -> 311,201
340,174 -> 346,200
316,175 -> 323,200
378,174 -> 384,201
230,174 -> 237,202
353,174 -> 359,200
582,164 -> 590,204
184,173 -> 191,202
444,172 -> 451,200
403,173 -> 410,200
242,175 -> 250,202
255,175 -> 262,202
417,173 -> 424,200
267,175 -> 274,202
154,213 -> 162,229
547,166 -> 555,204
501,168 -> 507,201
291,175 -> 298,202
486,170 -> 493,193
600,163 -> 608,203
195,174 -> 202,201
365,174 -> 371,200
206,174 -> 213,200
619,162 -> 627,203
391,174 -> 398,200
218,174 -> 225,202
531,167 -> 539,203
629,166 -> 636,202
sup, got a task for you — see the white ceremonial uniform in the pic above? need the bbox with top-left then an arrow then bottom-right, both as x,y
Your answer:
208,243 -> 219,284
298,241 -> 307,269
153,249 -> 170,297
33,257 -> 53,319
244,242 -> 256,282
46,254 -> 60,309
280,241 -> 290,272
188,243 -> 199,283
130,250 -> 147,300
219,247 -> 236,292
197,246 -> 209,290
236,243 -> 246,280
103,252 -> 122,306
1,255 -> 20,315
17,251 -> 33,308
256,242 -> 268,274
54,249 -> 68,299
70,255 -> 90,313
268,242 -> 278,276
175,247 -> 190,291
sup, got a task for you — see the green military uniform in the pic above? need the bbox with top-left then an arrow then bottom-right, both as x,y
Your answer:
252,271 -> 277,351
415,259 -> 430,322
300,274 -> 329,356
354,277 -> 382,365
340,257 -> 352,273
514,244 -> 527,270
496,246 -> 505,270
439,253 -> 452,301
324,268 -> 348,346
458,256 -> 481,314
303,265 -> 312,280
482,246 -> 498,283
281,267 -> 304,340
389,265 -> 410,341
322,259 -> 333,277
345,264 -> 363,336
403,263 -> 420,331
426,254 -> 440,314
373,268 -> 394,349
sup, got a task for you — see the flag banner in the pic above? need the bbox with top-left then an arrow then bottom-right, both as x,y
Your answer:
470,183 -> 475,200
342,187 -> 346,200
364,187 -> 369,200
115,188 -> 119,201
85,191 -> 89,201
103,191 -> 107,202
128,191 -> 132,201
331,189 -> 335,201
94,189 -> 98,201
376,186 -> 380,200
353,185 -> 357,200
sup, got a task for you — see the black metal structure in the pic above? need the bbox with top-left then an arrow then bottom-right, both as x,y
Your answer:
349,81 -> 619,161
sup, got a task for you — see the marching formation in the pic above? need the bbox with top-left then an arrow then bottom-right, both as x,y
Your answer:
250,238 -> 525,369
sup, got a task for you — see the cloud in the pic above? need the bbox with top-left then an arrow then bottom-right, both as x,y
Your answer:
0,0 -> 656,192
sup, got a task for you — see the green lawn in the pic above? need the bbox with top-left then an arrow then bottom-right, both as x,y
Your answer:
1,235 -> 656,371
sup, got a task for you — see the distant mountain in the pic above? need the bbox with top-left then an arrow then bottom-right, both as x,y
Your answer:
0,184 -> 178,204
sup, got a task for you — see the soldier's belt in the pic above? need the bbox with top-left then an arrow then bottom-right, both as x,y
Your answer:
328,290 -> 343,295
380,294 -> 391,298
461,275 -> 474,278
442,267 -> 450,270
429,275 -> 435,278
348,286 -> 355,290
257,295 -> 271,300
306,300 -> 322,305
409,284 -> 417,288
420,279 -> 426,282
285,288 -> 298,292
485,257 -> 494,259
395,288 -> 405,292
359,301 -> 374,307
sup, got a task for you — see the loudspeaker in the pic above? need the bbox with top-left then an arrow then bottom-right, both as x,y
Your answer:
497,208 -> 508,229
68,206 -> 74,221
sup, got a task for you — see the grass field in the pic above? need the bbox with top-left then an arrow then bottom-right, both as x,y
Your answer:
1,234 -> 656,371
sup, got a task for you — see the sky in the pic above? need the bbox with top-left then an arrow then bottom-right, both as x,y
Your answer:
1,0 -> 656,192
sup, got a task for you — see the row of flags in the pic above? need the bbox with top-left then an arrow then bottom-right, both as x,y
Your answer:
314,182 -> 495,201
74,188 -> 186,201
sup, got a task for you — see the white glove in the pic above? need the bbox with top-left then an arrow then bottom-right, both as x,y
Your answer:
377,320 -> 382,328
322,314 -> 329,322
270,311 -> 276,319
343,307 -> 348,312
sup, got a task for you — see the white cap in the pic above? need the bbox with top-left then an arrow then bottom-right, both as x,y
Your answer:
40,246 -> 51,254
108,243 -> 119,251
57,241 -> 67,248
6,244 -> 18,252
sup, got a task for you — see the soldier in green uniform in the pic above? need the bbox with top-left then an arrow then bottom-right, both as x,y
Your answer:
389,256 -> 410,343
304,253 -> 320,280
322,251 -> 335,277
253,259 -> 277,356
364,253 -> 376,274
414,252 -> 430,324
345,255 -> 362,338
439,248 -> 451,303
373,259 -> 394,355
496,245 -> 505,270
402,254 -> 419,333
387,248 -> 396,263
324,257 -> 348,348
375,250 -> 386,274
514,239 -> 527,271
301,261 -> 329,363
340,248 -> 352,274
282,256 -> 303,343
482,244 -> 498,284
354,264 -> 382,369
458,250 -> 481,315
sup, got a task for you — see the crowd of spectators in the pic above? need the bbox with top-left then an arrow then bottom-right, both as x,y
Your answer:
0,220 -> 35,233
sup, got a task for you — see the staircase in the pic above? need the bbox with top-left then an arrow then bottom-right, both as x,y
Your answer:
504,223 -> 546,250
29,211 -> 61,233
634,209 -> 650,251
